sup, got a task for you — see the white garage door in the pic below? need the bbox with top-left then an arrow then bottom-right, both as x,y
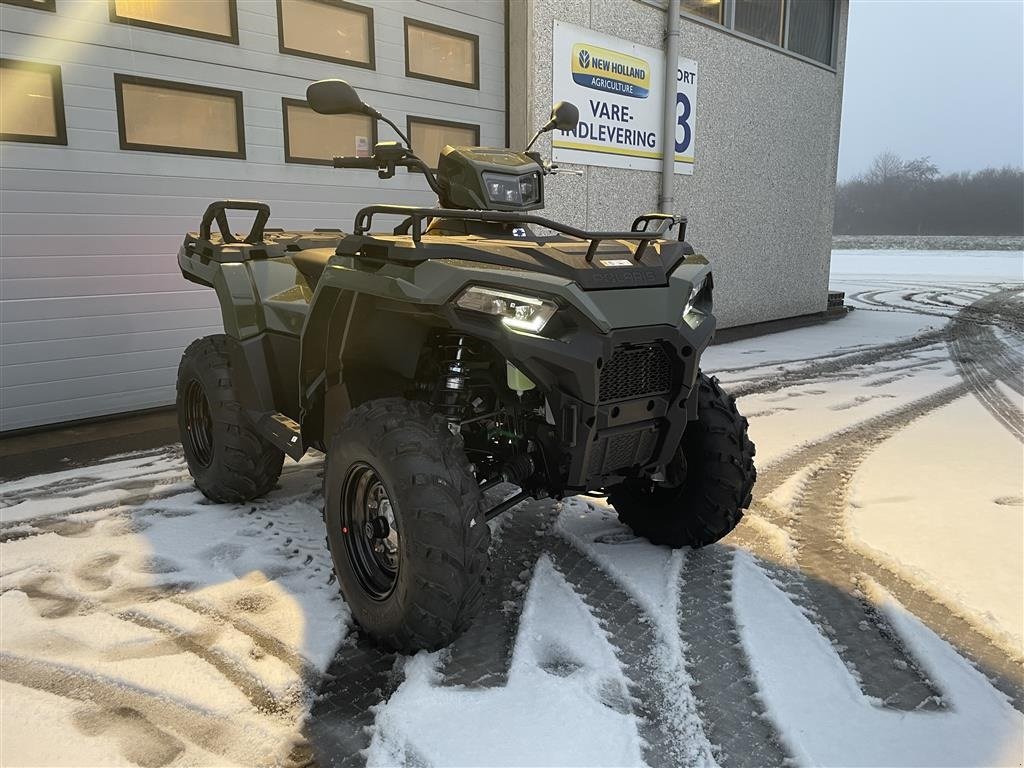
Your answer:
0,0 -> 506,431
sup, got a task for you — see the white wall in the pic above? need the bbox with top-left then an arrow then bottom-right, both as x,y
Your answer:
0,0 -> 506,431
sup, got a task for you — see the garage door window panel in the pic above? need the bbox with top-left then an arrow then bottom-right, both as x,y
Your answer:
404,19 -> 479,89
115,75 -> 245,159
283,97 -> 377,165
277,0 -> 374,69
0,58 -> 67,145
407,117 -> 479,171
109,0 -> 238,43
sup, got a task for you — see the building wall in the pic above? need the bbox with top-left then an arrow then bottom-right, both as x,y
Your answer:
0,0 -> 505,431
511,0 -> 848,329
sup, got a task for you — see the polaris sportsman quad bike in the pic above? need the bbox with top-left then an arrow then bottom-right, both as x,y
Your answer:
176,78 -> 755,652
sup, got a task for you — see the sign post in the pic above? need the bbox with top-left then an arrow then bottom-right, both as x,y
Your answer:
551,21 -> 697,175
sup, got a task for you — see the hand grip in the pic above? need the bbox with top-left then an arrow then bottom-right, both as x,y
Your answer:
199,200 -> 271,244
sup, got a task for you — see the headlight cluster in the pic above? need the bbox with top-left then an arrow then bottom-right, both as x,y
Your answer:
455,286 -> 557,333
482,172 -> 541,207
684,276 -> 707,317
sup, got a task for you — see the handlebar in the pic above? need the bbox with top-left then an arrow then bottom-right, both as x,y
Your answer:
333,153 -> 443,197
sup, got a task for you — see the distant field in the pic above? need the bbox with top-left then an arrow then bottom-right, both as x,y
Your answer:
833,234 -> 1024,251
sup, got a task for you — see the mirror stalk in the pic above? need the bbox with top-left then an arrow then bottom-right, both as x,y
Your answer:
522,101 -> 579,153
524,121 -> 553,153
375,113 -> 413,149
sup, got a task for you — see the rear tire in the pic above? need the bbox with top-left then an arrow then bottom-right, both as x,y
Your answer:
323,398 -> 490,652
608,373 -> 755,548
176,335 -> 284,503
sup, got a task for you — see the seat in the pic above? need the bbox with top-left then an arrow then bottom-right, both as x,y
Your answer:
291,247 -> 335,288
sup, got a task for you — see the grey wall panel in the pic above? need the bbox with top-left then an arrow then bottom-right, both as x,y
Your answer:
3,308 -> 222,344
3,291 -> 219,322
4,350 -> 184,387
3,386 -> 180,429
0,0 -> 506,430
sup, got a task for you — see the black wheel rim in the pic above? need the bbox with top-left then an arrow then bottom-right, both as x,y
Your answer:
341,462 -> 400,601
183,378 -> 214,468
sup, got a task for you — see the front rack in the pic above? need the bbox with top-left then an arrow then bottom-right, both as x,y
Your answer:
353,205 -> 686,263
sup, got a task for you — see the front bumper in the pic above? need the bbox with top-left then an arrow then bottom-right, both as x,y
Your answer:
443,304 -> 715,493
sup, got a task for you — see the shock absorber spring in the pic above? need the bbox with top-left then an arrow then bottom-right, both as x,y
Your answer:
433,334 -> 472,420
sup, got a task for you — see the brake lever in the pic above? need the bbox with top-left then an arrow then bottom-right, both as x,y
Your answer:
547,163 -> 584,176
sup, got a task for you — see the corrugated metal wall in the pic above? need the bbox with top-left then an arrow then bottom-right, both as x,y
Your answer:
0,0 -> 505,431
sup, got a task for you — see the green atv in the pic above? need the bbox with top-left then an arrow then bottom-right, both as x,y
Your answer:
175,79 -> 755,652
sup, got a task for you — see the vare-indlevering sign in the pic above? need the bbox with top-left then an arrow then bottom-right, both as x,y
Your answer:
552,21 -> 697,175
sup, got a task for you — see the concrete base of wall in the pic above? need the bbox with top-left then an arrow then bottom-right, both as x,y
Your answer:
0,407 -> 179,482
713,304 -> 851,344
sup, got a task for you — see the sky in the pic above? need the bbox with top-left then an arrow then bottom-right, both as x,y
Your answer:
837,0 -> 1024,181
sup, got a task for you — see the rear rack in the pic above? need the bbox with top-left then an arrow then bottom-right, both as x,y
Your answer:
354,205 -> 687,263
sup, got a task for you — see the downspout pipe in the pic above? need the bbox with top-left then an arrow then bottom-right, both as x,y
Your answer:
660,0 -> 681,213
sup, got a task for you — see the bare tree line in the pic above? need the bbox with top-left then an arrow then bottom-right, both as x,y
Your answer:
834,151 -> 1024,235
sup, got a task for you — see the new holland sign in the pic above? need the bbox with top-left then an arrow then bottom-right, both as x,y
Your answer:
571,43 -> 651,98
553,21 -> 697,175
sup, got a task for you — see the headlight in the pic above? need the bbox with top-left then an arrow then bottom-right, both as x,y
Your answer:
482,172 -> 541,206
683,276 -> 707,317
455,286 -> 557,333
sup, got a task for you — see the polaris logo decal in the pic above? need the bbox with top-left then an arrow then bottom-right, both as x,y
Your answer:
571,43 -> 650,99
587,268 -> 661,286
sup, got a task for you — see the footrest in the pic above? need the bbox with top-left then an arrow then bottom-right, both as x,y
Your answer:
252,411 -> 306,460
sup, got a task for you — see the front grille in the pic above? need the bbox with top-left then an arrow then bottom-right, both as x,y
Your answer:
588,425 -> 660,476
599,343 -> 672,403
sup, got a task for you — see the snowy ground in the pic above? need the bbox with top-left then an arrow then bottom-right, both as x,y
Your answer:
2,250 -> 1022,767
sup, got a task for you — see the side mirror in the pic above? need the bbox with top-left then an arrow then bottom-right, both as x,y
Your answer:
524,100 -> 580,152
550,101 -> 579,132
306,79 -> 367,116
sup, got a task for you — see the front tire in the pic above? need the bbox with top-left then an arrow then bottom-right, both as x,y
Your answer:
176,335 -> 284,503
323,398 -> 490,652
608,373 -> 755,548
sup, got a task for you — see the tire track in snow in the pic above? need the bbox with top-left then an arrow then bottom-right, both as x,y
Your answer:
302,499 -> 561,767
545,534 -> 714,768
3,575 -> 316,718
677,545 -> 792,768
2,479 -> 339,764
727,330 -> 948,397
711,336 -> 930,376
745,380 -> 1024,703
0,653 -> 241,765
844,289 -> 954,319
754,424 -> 1023,711
439,498 -> 559,688
304,635 -> 402,768
776,454 -> 945,710
947,288 -> 1024,441
115,610 -> 294,717
781,418 -> 1024,710
172,595 -> 320,686
735,309 -> 1023,710
430,498 -> 722,766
